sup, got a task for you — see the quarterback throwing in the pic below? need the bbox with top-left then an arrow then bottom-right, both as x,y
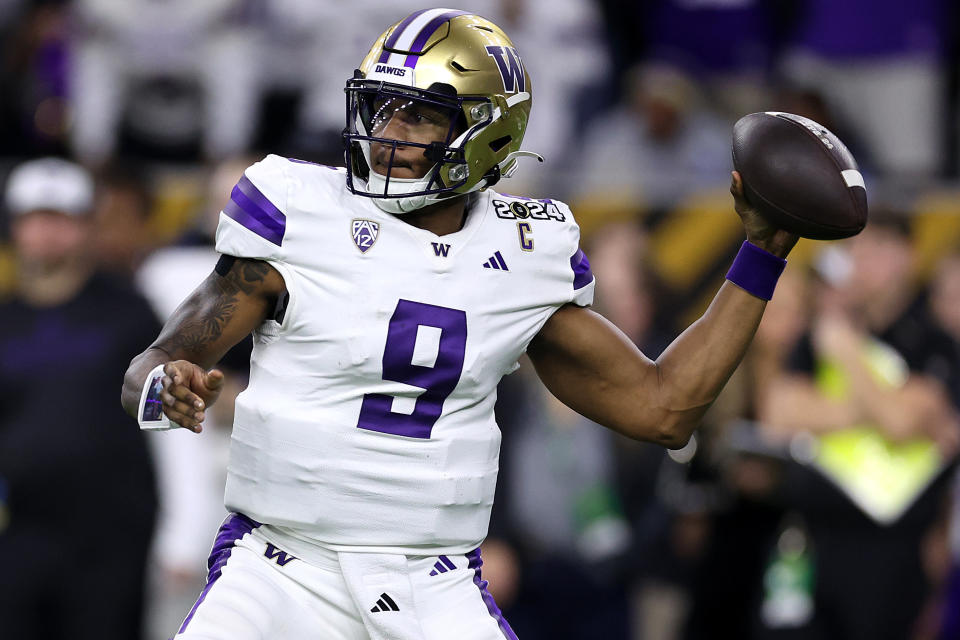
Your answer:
122,8 -> 796,640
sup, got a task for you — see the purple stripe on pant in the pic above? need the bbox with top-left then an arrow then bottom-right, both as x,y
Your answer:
467,548 -> 519,640
570,249 -> 593,290
177,513 -> 261,634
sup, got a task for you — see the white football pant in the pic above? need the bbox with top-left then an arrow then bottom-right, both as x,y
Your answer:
174,514 -> 517,640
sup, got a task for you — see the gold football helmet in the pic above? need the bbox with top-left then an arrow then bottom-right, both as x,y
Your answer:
343,8 -> 541,213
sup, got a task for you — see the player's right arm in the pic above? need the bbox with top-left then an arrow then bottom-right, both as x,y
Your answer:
121,256 -> 285,432
527,173 -> 796,448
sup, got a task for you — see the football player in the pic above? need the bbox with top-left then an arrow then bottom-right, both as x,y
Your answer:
122,8 -> 797,639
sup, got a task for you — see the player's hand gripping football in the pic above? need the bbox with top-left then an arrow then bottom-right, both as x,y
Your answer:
160,360 -> 225,432
730,171 -> 798,259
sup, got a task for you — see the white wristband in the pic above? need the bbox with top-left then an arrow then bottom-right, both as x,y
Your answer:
137,364 -> 180,431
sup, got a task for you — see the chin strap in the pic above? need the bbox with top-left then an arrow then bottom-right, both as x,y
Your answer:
481,150 -> 544,188
499,150 -> 543,178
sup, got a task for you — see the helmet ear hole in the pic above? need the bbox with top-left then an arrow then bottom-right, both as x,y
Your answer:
454,112 -> 469,138
489,135 -> 511,152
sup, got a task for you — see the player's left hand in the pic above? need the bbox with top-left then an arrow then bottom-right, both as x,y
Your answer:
731,171 -> 798,259
160,360 -> 226,433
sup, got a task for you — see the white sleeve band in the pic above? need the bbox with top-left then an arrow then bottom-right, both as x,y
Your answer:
137,364 -> 180,431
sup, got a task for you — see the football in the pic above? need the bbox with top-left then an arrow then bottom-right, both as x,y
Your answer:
732,112 -> 868,240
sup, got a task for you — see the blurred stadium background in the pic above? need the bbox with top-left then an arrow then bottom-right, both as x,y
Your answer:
1,1 -> 960,639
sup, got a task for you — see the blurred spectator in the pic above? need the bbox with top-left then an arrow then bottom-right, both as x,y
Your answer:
758,216 -> 960,639
927,251 -> 960,407
92,161 -> 154,278
638,0 -> 781,121
571,62 -> 730,212
0,1 -> 71,156
0,157 -> 158,639
767,217 -> 960,451
71,0 -> 258,163
778,0 -> 951,179
926,252 -> 960,638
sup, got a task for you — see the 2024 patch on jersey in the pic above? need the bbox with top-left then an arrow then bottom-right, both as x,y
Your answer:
215,155 -> 594,555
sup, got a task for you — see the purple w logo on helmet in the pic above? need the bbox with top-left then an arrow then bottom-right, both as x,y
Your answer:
485,45 -> 525,93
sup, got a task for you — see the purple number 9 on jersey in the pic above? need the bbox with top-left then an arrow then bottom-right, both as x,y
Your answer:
357,300 -> 467,439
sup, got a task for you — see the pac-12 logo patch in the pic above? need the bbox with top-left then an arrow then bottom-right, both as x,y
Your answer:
352,219 -> 380,253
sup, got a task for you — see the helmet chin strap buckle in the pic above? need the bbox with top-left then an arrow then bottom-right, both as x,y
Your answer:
423,141 -> 447,164
482,164 -> 502,188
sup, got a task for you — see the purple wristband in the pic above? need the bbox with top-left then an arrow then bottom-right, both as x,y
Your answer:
725,241 -> 787,300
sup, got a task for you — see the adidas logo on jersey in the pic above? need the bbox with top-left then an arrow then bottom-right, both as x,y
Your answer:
370,592 -> 400,613
482,251 -> 509,271
429,555 -> 457,576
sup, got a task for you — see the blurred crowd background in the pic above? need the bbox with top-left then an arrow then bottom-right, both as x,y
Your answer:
2,0 -> 960,639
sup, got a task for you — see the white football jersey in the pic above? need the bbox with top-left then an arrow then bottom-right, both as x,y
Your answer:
215,154 -> 594,555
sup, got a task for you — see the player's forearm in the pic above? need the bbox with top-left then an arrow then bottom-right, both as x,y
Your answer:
529,288 -> 770,448
648,235 -> 793,443
120,259 -> 280,419
652,281 -> 768,442
121,347 -> 174,417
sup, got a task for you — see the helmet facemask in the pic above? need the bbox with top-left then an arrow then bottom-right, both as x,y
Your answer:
343,78 -> 493,214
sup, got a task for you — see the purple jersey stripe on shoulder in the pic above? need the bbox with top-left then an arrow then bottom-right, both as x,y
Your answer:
223,198 -> 283,246
178,513 -> 261,633
404,10 -> 470,67
570,249 -> 593,290
467,549 -> 519,640
235,175 -> 286,228
224,178 -> 286,246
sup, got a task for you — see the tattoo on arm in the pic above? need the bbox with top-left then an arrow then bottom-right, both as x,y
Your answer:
167,258 -> 273,353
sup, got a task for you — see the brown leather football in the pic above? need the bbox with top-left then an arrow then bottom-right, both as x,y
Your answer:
732,112 -> 868,240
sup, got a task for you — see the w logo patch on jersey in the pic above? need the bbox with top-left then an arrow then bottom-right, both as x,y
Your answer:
485,45 -> 525,93
352,219 -> 380,253
263,543 -> 297,567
